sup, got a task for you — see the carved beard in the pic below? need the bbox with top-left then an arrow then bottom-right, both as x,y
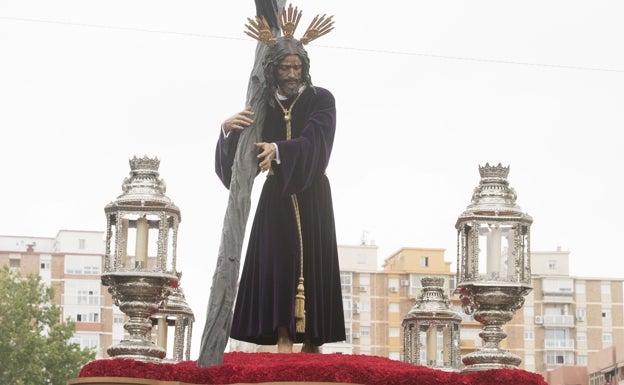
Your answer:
278,77 -> 301,98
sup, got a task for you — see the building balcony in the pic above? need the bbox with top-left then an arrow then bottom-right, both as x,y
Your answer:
75,322 -> 105,332
541,314 -> 575,327
544,339 -> 575,350
541,291 -> 574,303
62,294 -> 104,306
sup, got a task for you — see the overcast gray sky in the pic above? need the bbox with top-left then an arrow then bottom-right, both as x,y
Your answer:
2,0 -> 624,358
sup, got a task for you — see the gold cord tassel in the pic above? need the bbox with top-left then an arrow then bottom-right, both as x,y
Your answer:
291,194 -> 305,333
278,93 -> 307,334
295,276 -> 305,333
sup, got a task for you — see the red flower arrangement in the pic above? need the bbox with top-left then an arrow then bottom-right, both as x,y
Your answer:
78,352 -> 547,385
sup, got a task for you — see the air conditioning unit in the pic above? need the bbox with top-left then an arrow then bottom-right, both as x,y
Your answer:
359,286 -> 368,292
400,279 -> 410,287
534,315 -> 543,324
390,287 -> 398,293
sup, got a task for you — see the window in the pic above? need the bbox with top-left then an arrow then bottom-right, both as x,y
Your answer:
602,333 -> 612,343
340,272 -> 352,294
420,256 -> 429,267
65,255 -> 101,275
344,325 -> 352,343
448,275 -> 456,293
545,328 -> 570,349
343,298 -> 352,321
113,315 -> 125,324
542,278 -> 573,293
601,282 -> 611,295
77,290 -> 100,305
408,274 -> 424,297
40,261 -> 51,270
577,332 -> 586,342
359,274 -> 370,288
548,260 -> 557,270
577,355 -> 587,366
83,265 -> 99,275
78,239 -> 86,249
360,326 -> 370,336
9,258 -> 20,268
576,308 -> 586,319
76,312 -> 100,323
389,303 -> 399,313
602,309 -> 611,318
389,327 -> 400,338
70,334 -> 98,351
546,351 -> 569,365
524,331 -> 534,341
575,282 -> 585,294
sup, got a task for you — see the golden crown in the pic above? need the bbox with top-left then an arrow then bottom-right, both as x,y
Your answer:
244,3 -> 334,47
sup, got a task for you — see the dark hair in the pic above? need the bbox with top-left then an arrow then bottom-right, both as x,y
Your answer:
263,37 -> 312,104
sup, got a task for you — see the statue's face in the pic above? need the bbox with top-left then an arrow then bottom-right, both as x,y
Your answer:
276,54 -> 303,98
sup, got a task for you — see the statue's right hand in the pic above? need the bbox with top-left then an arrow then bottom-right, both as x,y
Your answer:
222,107 -> 254,135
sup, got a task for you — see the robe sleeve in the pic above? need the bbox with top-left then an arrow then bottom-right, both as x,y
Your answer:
215,130 -> 241,188
275,87 -> 336,195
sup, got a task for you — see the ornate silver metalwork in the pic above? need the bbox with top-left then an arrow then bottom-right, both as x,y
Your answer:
151,282 -> 195,362
402,277 -> 462,371
101,156 -> 181,362
455,282 -> 530,370
455,163 -> 533,372
103,273 -> 176,361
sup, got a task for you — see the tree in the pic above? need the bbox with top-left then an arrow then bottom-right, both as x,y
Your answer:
0,265 -> 95,385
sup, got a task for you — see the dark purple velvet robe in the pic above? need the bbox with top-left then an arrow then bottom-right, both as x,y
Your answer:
215,86 -> 346,346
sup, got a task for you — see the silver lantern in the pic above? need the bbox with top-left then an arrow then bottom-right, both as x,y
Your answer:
454,163 -> 532,372
402,277 -> 462,371
102,155 -> 180,362
151,283 -> 195,362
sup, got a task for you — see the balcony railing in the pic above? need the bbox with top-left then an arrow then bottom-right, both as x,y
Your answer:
541,291 -> 574,303
543,314 -> 575,326
544,339 -> 575,349
61,294 -> 104,306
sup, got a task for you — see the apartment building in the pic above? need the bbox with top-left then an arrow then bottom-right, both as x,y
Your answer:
506,248 -> 624,378
0,230 -> 120,359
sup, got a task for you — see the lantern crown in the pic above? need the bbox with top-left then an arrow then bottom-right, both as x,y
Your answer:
478,162 -> 509,179
456,162 -> 532,223
105,155 -> 179,210
129,155 -> 160,173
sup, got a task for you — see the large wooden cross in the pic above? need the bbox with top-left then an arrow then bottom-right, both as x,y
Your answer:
197,0 -> 286,368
